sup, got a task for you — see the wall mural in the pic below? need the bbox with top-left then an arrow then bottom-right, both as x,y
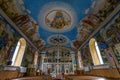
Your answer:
0,14 -> 35,66
21,46 -> 35,67
80,10 -> 120,67
104,14 -> 120,63
73,0 -> 119,48
80,45 -> 93,66
0,15 -> 20,65
0,0 -> 44,50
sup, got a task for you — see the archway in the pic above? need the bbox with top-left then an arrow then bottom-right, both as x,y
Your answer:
89,38 -> 103,65
11,38 -> 26,66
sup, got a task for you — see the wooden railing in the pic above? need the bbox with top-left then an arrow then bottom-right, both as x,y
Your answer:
12,76 -> 43,80
0,70 -> 19,80
85,68 -> 120,78
73,68 -> 120,78
0,66 -> 27,80
12,75 -> 52,80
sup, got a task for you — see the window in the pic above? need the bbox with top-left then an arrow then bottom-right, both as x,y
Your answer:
11,41 -> 20,65
95,41 -> 104,64
89,38 -> 103,65
11,38 -> 26,66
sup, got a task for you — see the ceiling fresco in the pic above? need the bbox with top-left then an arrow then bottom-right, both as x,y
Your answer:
47,34 -> 69,45
0,0 -> 113,50
20,0 -> 101,47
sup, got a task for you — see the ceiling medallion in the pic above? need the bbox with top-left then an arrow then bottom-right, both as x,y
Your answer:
48,34 -> 69,45
38,1 -> 77,33
45,10 -> 71,30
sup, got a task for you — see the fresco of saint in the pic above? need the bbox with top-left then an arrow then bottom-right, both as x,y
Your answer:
50,11 -> 65,29
46,10 -> 71,30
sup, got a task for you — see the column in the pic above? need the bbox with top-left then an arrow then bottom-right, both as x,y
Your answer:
33,51 -> 38,69
78,51 -> 83,69
57,64 -> 59,74
69,63 -> 71,73
60,64 -> 62,73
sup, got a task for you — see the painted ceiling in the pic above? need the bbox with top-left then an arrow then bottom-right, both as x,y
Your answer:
0,0 -> 107,49
20,0 -> 102,47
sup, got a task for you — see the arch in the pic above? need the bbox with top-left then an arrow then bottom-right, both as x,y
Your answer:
89,38 -> 103,65
11,38 -> 26,66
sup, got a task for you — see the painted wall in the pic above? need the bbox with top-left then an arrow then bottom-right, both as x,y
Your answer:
0,15 -> 20,65
21,46 -> 34,67
80,45 -> 93,66
73,0 -> 120,49
80,12 -> 120,67
0,14 -> 35,67
94,14 -> 120,64
0,0 -> 44,50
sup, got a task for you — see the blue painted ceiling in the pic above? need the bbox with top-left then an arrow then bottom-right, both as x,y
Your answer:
22,0 -> 97,47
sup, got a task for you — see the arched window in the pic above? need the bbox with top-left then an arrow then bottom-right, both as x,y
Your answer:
11,38 -> 26,66
89,38 -> 103,65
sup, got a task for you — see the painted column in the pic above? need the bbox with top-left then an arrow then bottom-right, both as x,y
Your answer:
71,53 -> 75,72
78,50 -> 83,69
41,59 -> 43,71
68,64 -> 70,73
34,51 -> 38,68
60,64 -> 62,73
41,55 -> 44,71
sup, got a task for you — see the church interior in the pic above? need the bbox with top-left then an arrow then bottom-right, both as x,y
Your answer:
0,0 -> 120,80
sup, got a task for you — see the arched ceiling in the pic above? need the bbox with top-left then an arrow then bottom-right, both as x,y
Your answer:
22,0 -> 90,47
22,0 -> 104,47
0,0 -> 107,50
